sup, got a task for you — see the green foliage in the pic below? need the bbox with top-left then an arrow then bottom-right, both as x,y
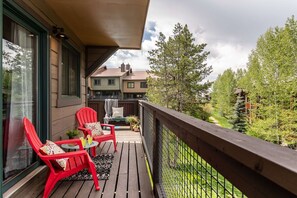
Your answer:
211,69 -> 237,118
230,94 -> 247,133
66,129 -> 80,138
237,16 -> 297,147
126,115 -> 140,131
162,131 -> 244,197
211,109 -> 233,129
188,104 -> 211,121
147,23 -> 212,115
126,115 -> 139,124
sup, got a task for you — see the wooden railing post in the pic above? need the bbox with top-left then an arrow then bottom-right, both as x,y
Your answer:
152,110 -> 163,197
140,102 -> 144,136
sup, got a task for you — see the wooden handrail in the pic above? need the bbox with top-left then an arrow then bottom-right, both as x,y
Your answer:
140,100 -> 297,197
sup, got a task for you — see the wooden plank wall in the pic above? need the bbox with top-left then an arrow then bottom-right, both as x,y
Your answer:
50,37 -> 86,141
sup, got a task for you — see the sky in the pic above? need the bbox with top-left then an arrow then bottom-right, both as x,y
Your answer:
106,0 -> 297,81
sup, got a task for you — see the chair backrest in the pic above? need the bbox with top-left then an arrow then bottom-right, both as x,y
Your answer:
76,107 -> 98,127
23,117 -> 43,154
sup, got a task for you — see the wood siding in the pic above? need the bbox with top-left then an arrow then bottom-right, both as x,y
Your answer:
50,38 -> 86,141
123,80 -> 147,93
91,77 -> 121,91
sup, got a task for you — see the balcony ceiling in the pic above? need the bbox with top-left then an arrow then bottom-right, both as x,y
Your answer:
44,0 -> 149,49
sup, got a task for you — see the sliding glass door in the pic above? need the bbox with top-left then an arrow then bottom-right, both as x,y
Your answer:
2,15 -> 38,182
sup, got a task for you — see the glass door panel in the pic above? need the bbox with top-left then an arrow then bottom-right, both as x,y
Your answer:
2,15 -> 38,181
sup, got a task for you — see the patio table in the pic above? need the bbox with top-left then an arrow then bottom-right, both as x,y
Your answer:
61,141 -> 99,157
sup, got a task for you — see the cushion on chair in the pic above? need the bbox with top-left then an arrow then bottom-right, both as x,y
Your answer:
84,122 -> 104,137
112,107 -> 123,118
39,140 -> 68,170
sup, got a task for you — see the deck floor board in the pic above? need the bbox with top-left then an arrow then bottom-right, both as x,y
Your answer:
34,138 -> 152,198
115,143 -> 129,198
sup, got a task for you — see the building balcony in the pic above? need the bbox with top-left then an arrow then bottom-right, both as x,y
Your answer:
8,100 -> 297,197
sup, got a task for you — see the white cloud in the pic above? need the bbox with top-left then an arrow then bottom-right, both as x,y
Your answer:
207,43 -> 251,81
105,0 -> 297,80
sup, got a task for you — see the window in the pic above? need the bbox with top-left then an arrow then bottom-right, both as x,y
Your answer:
136,94 -> 144,98
57,41 -> 81,107
140,81 -> 148,88
108,79 -> 115,85
95,91 -> 100,95
94,79 -> 101,86
127,82 -> 135,88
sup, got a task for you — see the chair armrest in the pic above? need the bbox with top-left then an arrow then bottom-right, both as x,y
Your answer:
78,126 -> 92,137
101,124 -> 115,135
54,139 -> 84,150
40,150 -> 88,160
101,123 -> 115,128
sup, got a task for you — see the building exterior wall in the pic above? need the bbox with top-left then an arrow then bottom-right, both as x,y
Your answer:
50,37 -> 86,141
91,77 -> 121,90
123,80 -> 147,93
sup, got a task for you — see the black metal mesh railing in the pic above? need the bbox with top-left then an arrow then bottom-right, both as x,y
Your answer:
143,107 -> 154,169
140,102 -> 297,198
158,126 -> 246,198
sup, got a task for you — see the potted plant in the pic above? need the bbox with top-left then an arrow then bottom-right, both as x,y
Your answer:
66,129 -> 80,139
132,122 -> 140,132
126,115 -> 140,132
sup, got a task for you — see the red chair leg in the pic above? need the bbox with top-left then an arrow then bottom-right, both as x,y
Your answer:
89,162 -> 100,191
91,146 -> 96,157
43,173 -> 59,198
113,136 -> 117,152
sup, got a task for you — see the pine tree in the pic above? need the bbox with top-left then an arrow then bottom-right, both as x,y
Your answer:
147,23 -> 212,168
147,23 -> 212,116
231,93 -> 247,133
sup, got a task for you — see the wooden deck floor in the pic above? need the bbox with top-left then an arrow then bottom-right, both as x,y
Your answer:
32,140 -> 153,198
23,131 -> 153,198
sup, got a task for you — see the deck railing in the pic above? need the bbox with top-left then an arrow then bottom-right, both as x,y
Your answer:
139,101 -> 297,198
88,99 -> 139,122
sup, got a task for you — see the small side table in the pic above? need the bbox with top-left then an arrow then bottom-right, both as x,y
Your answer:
61,141 -> 99,157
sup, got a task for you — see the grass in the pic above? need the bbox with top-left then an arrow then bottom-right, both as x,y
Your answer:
210,109 -> 233,129
159,132 -> 245,198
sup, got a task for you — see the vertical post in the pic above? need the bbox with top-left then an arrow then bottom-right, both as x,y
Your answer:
140,102 -> 144,136
0,0 -> 3,195
153,111 -> 162,197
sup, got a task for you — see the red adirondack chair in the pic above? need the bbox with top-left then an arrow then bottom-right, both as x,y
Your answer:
76,107 -> 117,155
23,117 -> 99,198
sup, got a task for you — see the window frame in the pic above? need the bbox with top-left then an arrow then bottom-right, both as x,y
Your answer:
2,2 -> 50,192
127,82 -> 135,88
94,79 -> 101,86
140,81 -> 147,88
108,79 -> 115,86
57,41 -> 81,107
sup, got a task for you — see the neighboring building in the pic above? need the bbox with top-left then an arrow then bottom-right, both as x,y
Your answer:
0,0 -> 149,195
123,71 -> 149,99
89,64 -> 149,99
90,65 -> 128,99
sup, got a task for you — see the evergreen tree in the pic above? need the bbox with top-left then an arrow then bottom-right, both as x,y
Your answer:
147,23 -> 212,118
231,93 -> 247,133
147,23 -> 212,167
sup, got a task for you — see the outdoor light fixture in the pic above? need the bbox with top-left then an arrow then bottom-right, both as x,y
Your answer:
52,26 -> 68,39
